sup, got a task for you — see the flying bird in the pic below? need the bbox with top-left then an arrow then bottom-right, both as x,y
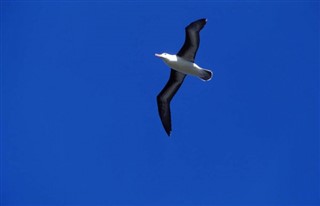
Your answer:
155,18 -> 213,136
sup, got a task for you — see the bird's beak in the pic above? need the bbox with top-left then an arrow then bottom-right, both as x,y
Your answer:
155,53 -> 162,58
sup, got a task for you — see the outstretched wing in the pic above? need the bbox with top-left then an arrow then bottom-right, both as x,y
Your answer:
157,69 -> 186,136
177,18 -> 207,62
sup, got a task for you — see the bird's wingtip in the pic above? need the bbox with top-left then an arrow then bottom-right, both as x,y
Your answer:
166,130 -> 171,137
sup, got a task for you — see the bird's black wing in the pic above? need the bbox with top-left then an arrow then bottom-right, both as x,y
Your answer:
157,69 -> 186,136
177,18 -> 207,62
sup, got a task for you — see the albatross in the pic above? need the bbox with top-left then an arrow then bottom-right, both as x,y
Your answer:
155,18 -> 213,136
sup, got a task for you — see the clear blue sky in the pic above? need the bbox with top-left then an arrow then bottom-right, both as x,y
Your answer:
1,1 -> 319,205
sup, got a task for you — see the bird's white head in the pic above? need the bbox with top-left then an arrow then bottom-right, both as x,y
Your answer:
155,53 -> 176,63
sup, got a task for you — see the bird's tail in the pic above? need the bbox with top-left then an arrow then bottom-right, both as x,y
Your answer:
199,69 -> 213,81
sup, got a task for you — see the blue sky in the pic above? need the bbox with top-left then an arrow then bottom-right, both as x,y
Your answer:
1,1 -> 319,205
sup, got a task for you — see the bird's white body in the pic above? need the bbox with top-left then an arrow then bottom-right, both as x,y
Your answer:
155,53 -> 212,81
